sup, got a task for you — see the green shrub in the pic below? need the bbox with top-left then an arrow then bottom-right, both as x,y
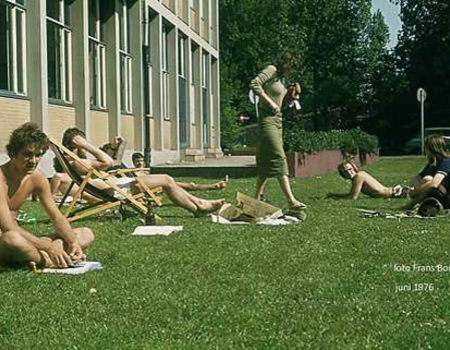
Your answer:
284,128 -> 379,155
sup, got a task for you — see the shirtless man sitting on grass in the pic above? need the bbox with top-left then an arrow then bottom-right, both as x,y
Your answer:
327,161 -> 410,200
61,128 -> 225,216
0,123 -> 94,269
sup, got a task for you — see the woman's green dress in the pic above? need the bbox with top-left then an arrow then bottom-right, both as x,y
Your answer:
250,65 -> 288,177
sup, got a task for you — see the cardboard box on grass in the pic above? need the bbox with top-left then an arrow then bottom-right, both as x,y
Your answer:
216,192 -> 283,223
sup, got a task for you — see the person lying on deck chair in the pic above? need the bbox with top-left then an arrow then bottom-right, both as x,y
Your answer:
0,122 -> 94,269
59,128 -> 225,216
402,135 -> 450,210
326,161 -> 410,200
131,152 -> 227,191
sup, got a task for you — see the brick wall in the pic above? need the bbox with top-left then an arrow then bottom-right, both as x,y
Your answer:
0,96 -> 30,152
48,104 -> 76,141
89,110 -> 109,146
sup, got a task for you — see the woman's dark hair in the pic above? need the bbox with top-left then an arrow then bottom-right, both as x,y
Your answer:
275,52 -> 297,76
62,127 -> 86,150
424,135 -> 450,165
6,122 -> 49,158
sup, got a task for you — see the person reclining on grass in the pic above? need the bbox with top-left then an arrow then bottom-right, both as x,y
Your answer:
131,152 -> 227,191
327,161 -> 410,200
0,122 -> 94,269
402,135 -> 450,210
60,128 -> 225,216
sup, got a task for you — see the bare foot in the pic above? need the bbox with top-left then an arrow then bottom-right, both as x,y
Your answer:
195,199 -> 226,217
214,181 -> 227,190
289,200 -> 307,210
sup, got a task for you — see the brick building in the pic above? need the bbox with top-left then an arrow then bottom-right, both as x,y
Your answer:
0,0 -> 222,174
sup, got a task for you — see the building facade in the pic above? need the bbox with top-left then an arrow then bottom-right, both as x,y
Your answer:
0,0 -> 222,172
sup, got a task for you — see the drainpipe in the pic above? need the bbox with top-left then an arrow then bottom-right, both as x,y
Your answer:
142,2 -> 151,166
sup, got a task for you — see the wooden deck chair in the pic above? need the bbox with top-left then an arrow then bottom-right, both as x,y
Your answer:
50,139 -> 162,223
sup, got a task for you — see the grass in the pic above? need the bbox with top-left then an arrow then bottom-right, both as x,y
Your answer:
2,156 -> 450,349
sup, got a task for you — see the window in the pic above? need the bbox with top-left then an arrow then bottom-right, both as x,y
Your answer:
189,0 -> 195,9
144,12 -> 153,116
202,51 -> 209,146
118,0 -> 132,113
47,0 -> 72,102
88,0 -> 106,108
190,43 -> 197,85
161,23 -> 169,120
0,0 -> 26,94
178,35 -> 186,78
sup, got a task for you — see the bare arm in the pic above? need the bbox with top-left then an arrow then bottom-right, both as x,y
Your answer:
34,173 -> 85,262
72,135 -> 113,171
327,175 -> 364,200
112,137 -> 127,167
0,173 -> 73,267
249,65 -> 280,113
410,173 -> 445,198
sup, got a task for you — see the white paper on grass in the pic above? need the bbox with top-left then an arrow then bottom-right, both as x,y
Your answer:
42,262 -> 103,275
210,214 -> 300,225
132,226 -> 183,236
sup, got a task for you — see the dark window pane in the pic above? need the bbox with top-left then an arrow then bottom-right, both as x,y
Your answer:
88,0 -> 96,37
0,3 -> 9,90
47,0 -> 59,21
89,41 -> 97,105
118,2 -> 124,50
47,22 -> 61,99
17,0 -> 26,6
64,0 -> 70,26
120,55 -> 126,110
16,10 -> 24,93
64,30 -> 70,99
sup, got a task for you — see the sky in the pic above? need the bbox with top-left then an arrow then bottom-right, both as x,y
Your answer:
371,0 -> 402,47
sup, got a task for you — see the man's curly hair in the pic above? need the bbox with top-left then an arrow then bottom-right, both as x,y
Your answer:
6,122 -> 49,158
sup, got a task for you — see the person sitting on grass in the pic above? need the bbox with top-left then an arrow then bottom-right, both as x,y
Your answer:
61,128 -> 225,216
131,152 -> 227,191
402,135 -> 450,210
0,122 -> 94,269
327,161 -> 410,200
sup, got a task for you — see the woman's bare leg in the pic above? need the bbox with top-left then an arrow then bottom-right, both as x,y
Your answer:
255,175 -> 267,200
278,175 -> 306,209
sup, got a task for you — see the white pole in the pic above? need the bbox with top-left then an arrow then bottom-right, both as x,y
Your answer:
421,96 -> 425,155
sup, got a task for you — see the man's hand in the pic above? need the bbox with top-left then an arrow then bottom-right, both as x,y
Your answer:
71,135 -> 89,150
68,242 -> 86,263
43,240 -> 73,268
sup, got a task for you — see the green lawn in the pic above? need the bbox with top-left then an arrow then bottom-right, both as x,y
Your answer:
2,157 -> 450,350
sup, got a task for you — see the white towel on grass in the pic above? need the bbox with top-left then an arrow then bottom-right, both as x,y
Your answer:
132,226 -> 183,236
42,262 -> 103,275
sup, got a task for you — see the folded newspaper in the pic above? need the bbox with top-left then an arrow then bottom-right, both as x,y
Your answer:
42,261 -> 103,275
132,226 -> 183,236
210,192 -> 305,225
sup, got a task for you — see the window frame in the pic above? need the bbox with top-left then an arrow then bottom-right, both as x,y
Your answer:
46,0 -> 72,103
161,23 -> 170,121
118,0 -> 132,114
0,0 -> 27,95
88,0 -> 106,109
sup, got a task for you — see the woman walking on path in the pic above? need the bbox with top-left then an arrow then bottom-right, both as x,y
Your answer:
249,53 -> 306,210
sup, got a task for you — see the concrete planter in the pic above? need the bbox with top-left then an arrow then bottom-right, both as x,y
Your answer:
287,150 -> 379,178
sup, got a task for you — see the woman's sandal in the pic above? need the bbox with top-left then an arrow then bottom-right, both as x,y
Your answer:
289,202 -> 307,211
